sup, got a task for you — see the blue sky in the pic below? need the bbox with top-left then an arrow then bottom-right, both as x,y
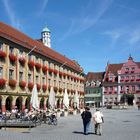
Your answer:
0,0 -> 140,74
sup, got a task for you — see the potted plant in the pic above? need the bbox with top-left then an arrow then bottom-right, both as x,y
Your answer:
19,81 -> 26,89
28,82 -> 34,91
42,84 -> 47,92
36,83 -> 41,91
35,63 -> 41,71
28,60 -> 35,69
0,50 -> 6,59
42,65 -> 48,73
0,78 -> 6,89
9,79 -> 17,87
19,57 -> 26,66
9,53 -> 17,63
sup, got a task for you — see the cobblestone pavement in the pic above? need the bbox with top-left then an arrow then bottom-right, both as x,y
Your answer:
0,108 -> 140,140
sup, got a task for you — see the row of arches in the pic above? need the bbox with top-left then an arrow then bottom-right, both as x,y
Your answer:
0,95 -> 84,113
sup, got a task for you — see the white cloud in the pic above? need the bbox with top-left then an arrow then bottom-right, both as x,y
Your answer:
2,0 -> 21,29
129,29 -> 140,45
60,0 -> 113,41
38,0 -> 49,16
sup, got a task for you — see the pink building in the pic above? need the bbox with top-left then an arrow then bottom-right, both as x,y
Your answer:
102,56 -> 140,106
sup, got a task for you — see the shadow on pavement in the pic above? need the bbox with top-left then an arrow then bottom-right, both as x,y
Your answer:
73,131 -> 96,135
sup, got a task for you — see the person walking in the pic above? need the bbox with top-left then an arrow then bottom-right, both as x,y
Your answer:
81,106 -> 92,135
93,108 -> 104,136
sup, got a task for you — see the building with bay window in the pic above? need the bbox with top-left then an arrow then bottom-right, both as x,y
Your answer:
0,22 -> 85,113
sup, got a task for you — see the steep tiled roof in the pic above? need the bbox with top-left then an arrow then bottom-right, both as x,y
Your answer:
86,72 -> 104,81
0,22 -> 82,72
107,63 -> 123,74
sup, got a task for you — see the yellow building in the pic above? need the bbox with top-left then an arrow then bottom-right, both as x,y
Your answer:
0,22 -> 84,113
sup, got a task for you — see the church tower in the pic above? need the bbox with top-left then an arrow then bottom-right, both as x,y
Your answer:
41,26 -> 51,48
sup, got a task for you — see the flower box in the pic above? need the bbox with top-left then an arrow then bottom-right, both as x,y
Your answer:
125,79 -> 129,82
0,50 -> 6,58
19,57 -> 26,66
0,78 -> 6,89
19,81 -> 26,89
9,53 -> 17,62
28,82 -> 34,91
35,63 -> 41,71
42,66 -> 48,73
9,79 -> 16,87
120,79 -> 124,82
53,69 -> 58,75
131,71 -> 134,73
136,90 -> 140,93
59,71 -> 63,76
49,68 -> 54,73
120,91 -> 124,93
136,79 -> 140,81
42,84 -> 47,92
54,86 -> 58,92
59,88 -> 62,92
36,83 -> 41,91
131,79 -> 134,81
28,60 -> 35,69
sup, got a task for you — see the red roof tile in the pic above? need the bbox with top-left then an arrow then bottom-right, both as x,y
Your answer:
0,22 -> 82,72
86,72 -> 104,81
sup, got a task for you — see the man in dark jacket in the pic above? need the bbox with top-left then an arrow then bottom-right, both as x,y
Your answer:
81,106 -> 92,135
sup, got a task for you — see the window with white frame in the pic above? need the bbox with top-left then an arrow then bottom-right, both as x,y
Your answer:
42,77 -> 45,85
9,69 -> 14,79
0,42 -> 3,50
132,86 -> 135,91
28,74 -> 31,83
36,76 -> 39,83
0,67 -> 3,78
9,46 -> 14,53
19,72 -> 23,81
137,85 -> 140,90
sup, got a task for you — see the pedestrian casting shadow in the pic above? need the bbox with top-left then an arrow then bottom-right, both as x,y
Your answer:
73,131 -> 95,135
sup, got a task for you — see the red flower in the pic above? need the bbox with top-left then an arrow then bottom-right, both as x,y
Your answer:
19,57 -> 26,66
42,66 -> 48,73
42,84 -> 47,92
59,88 -> 62,92
59,71 -> 63,76
0,78 -> 6,88
9,79 -> 16,87
53,69 -> 58,75
36,83 -> 41,91
28,82 -> 34,91
0,50 -> 6,58
54,86 -> 58,92
9,53 -> 17,62
19,81 -> 26,89
49,68 -> 54,73
28,60 -> 35,69
35,63 -> 41,71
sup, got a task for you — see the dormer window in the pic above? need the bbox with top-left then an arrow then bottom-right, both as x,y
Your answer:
0,42 -> 3,50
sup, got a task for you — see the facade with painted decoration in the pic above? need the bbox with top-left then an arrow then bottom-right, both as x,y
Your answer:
102,56 -> 140,106
0,22 -> 84,113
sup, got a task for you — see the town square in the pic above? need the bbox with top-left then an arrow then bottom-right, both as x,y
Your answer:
0,0 -> 140,139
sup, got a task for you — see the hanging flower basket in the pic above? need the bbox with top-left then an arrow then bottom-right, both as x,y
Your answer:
42,84 -> 47,92
9,53 -> 17,62
59,87 -> 62,92
0,50 -> 6,58
53,69 -> 58,75
42,65 -> 48,73
19,57 -> 26,66
49,68 -> 54,73
54,86 -> 58,92
19,81 -> 26,89
0,78 -> 6,89
59,71 -> 63,76
36,83 -> 41,91
9,79 -> 17,87
28,82 -> 34,91
28,60 -> 35,69
35,63 -> 41,71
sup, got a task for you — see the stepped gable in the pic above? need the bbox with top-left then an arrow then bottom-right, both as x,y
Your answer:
0,22 -> 82,72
